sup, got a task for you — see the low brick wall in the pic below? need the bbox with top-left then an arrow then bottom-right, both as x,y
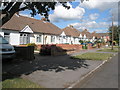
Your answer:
36,44 -> 82,51
36,44 -> 42,50
56,44 -> 82,51
87,43 -> 93,49
51,45 -> 67,56
39,44 -> 83,56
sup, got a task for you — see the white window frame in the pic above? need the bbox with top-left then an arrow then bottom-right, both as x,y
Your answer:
51,36 -> 55,42
36,35 -> 42,43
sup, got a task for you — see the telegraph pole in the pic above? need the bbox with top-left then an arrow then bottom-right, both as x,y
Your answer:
111,14 -> 114,50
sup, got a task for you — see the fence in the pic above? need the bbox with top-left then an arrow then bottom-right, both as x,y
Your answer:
14,46 -> 34,60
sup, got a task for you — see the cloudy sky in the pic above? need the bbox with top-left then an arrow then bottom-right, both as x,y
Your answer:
20,0 -> 119,33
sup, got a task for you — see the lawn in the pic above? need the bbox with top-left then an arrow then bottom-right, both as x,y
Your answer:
2,78 -> 42,88
114,46 -> 120,48
71,52 -> 113,60
97,48 -> 118,52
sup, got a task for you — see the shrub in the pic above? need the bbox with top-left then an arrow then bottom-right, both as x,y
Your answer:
79,40 -> 84,44
82,44 -> 87,49
27,43 -> 37,50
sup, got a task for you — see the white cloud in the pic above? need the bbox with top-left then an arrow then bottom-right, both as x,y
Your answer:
95,29 -> 109,33
80,0 -> 119,21
19,13 -> 32,18
80,0 -> 119,11
49,3 -> 85,22
70,21 -> 110,31
89,13 -> 99,20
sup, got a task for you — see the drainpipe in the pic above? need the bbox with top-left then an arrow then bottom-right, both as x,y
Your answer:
43,33 -> 44,45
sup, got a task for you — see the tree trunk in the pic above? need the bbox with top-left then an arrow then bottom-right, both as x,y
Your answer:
1,2 -> 22,27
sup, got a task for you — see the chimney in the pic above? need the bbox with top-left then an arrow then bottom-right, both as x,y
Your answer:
41,18 -> 47,21
84,29 -> 88,32
92,31 -> 96,34
69,25 -> 73,28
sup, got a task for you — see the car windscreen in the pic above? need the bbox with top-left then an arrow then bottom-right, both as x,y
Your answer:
0,36 -> 9,44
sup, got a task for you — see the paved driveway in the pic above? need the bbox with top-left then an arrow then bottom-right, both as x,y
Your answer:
2,48 -> 110,88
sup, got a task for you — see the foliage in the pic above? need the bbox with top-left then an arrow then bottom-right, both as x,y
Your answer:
27,43 -> 37,50
40,45 -> 52,55
86,41 -> 91,43
1,1 -> 74,26
71,52 -> 113,60
79,40 -> 84,44
2,78 -> 42,88
108,25 -> 119,44
92,44 -> 97,48
95,39 -> 102,43
82,44 -> 87,49
1,0 -> 87,26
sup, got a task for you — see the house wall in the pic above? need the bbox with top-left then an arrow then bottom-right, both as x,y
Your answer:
0,31 -> 4,36
0,29 -> 20,45
66,36 -> 71,44
1,29 -> 99,46
74,37 -> 79,44
10,33 -> 20,45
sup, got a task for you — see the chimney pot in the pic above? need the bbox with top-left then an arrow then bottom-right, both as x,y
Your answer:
41,18 -> 47,21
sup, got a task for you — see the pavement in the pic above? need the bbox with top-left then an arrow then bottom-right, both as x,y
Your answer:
2,47 -> 118,88
75,53 -> 118,88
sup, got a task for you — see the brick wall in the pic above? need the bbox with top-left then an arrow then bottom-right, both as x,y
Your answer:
56,44 -> 82,51
87,43 -> 93,49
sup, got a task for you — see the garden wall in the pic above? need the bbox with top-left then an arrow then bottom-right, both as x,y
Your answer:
36,44 -> 82,51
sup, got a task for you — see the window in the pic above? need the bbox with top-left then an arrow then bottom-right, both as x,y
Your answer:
63,36 -> 66,39
20,33 -> 29,44
36,35 -> 42,43
51,36 -> 55,42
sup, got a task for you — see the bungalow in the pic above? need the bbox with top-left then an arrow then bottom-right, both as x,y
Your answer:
1,13 -> 109,46
81,29 -> 93,42
0,13 -> 62,45
62,25 -> 83,44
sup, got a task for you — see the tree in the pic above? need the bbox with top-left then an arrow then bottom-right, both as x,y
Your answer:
108,25 -> 119,45
0,0 -> 87,27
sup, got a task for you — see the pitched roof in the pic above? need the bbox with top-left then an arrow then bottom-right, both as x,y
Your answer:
62,26 -> 82,37
97,33 -> 109,37
1,14 -> 61,35
91,31 -> 100,38
91,32 -> 109,38
82,29 -> 93,38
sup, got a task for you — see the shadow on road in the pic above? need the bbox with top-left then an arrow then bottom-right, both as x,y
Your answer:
2,51 -> 90,81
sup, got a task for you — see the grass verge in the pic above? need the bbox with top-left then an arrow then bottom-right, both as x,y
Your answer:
114,46 -> 120,48
2,78 -> 42,88
71,52 -> 113,60
97,48 -> 118,52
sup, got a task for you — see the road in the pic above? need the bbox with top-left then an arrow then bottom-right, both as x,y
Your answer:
74,53 -> 119,88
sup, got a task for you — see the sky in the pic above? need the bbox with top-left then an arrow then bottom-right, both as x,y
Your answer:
19,0 -> 119,33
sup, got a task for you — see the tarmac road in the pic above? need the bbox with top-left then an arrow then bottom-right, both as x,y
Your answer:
75,53 -> 119,88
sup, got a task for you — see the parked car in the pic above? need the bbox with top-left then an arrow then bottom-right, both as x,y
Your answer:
0,35 -> 15,60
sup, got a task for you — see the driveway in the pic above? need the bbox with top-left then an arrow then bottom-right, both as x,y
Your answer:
2,48 -> 111,88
